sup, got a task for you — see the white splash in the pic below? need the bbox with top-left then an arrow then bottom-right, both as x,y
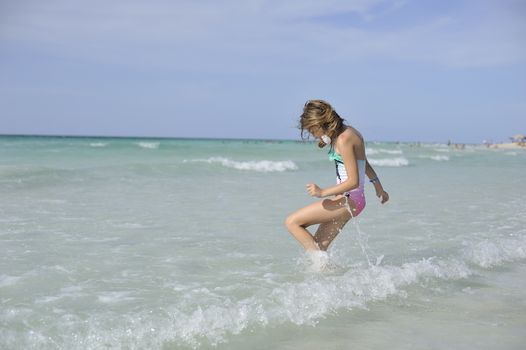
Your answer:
302,250 -> 337,273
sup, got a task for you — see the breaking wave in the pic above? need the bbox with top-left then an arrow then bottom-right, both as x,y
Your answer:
462,236 -> 526,268
184,157 -> 298,172
366,149 -> 403,155
5,235 -> 524,349
137,142 -> 160,149
89,142 -> 108,147
368,157 -> 409,167
418,155 -> 450,161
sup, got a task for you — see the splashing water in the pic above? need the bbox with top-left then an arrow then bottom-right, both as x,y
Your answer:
344,196 -> 377,267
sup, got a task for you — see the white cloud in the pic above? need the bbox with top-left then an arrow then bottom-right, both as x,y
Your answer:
1,0 -> 525,68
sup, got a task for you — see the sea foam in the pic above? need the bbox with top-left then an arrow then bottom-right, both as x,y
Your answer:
89,142 -> 107,147
366,149 -> 403,155
185,157 -> 298,172
0,275 -> 21,288
11,235 -> 523,349
368,157 -> 409,167
418,155 -> 450,161
462,236 -> 526,268
137,142 -> 160,149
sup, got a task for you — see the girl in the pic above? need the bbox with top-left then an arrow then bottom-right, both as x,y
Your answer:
285,100 -> 389,251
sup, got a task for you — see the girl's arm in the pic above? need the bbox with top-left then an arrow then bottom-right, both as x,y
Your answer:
365,160 -> 389,204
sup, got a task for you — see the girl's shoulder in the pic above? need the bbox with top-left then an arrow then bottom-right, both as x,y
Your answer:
337,126 -> 363,145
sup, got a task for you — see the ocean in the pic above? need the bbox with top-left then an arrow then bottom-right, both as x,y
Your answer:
1,135 -> 525,349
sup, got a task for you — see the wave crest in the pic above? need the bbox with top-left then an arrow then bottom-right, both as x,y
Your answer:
137,142 -> 160,149
462,236 -> 526,268
418,155 -> 450,161
89,142 -> 107,147
366,149 -> 403,155
185,157 -> 298,172
368,157 -> 409,167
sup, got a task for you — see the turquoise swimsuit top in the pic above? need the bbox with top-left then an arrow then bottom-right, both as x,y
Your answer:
328,147 -> 344,163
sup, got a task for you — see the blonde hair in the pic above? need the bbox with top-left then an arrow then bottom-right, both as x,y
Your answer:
299,99 -> 345,148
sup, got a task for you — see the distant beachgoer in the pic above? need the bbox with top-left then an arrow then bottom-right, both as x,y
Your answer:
285,100 -> 389,251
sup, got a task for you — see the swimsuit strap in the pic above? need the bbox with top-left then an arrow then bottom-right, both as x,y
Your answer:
328,145 -> 344,163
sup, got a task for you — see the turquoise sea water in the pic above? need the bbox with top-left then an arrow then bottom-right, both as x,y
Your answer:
1,136 -> 525,349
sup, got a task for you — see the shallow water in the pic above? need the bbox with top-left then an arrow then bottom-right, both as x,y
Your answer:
1,136 -> 525,349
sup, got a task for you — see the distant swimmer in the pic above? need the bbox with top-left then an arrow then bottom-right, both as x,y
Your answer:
285,100 -> 389,251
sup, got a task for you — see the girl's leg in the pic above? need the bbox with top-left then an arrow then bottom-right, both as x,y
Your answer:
285,196 -> 352,251
314,215 -> 350,251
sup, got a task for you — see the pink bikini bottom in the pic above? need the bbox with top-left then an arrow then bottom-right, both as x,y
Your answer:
344,189 -> 366,217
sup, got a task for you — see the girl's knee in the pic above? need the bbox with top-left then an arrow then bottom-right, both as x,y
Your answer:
284,214 -> 295,230
284,214 -> 303,230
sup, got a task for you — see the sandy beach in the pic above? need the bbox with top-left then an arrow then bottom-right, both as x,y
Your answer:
489,142 -> 526,149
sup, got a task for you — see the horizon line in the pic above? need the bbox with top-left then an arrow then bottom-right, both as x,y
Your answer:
0,133 -> 479,145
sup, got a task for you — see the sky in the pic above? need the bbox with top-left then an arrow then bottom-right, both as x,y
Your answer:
1,0 -> 525,143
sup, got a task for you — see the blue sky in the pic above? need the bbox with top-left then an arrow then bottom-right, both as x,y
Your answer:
1,0 -> 525,143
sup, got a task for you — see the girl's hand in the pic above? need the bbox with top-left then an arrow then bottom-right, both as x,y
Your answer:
376,189 -> 389,204
306,183 -> 323,198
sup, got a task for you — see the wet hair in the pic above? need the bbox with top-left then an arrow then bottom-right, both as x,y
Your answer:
299,99 -> 345,148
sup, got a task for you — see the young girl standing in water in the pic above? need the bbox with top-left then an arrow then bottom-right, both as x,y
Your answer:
285,100 -> 389,251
